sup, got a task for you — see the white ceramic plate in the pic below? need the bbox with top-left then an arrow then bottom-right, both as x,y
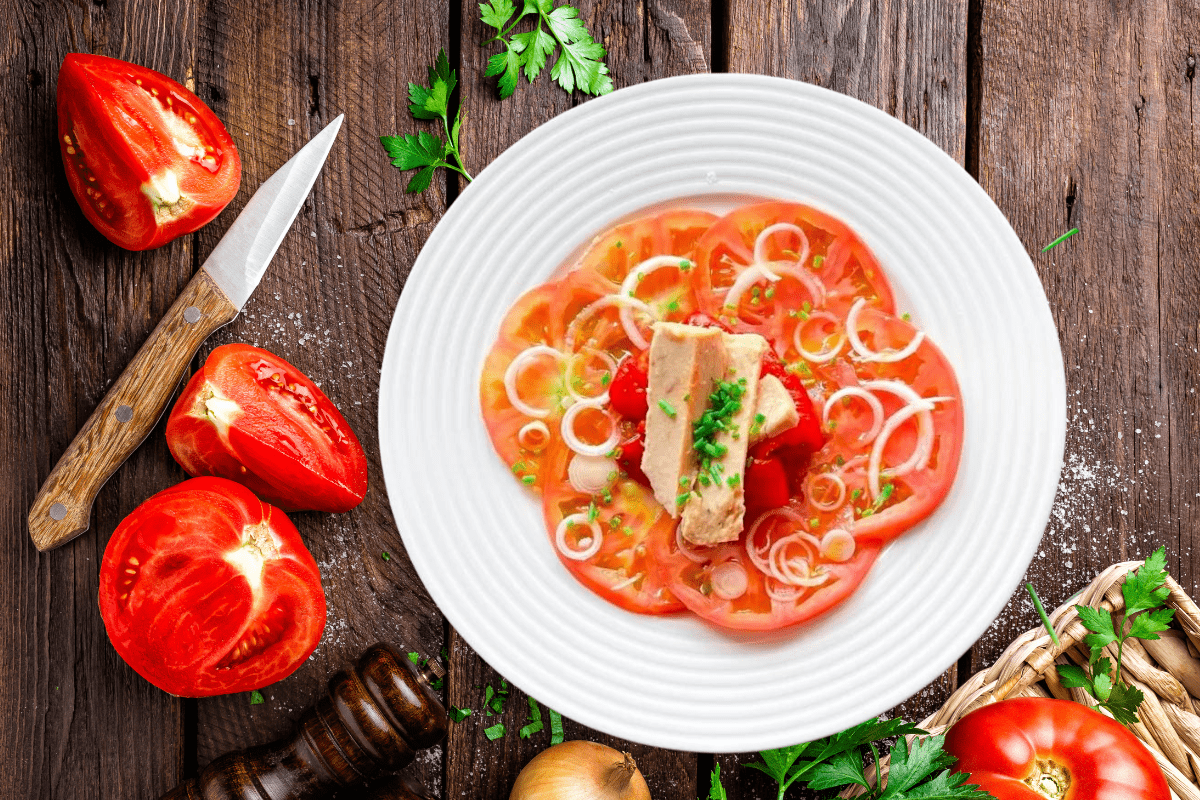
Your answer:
379,74 -> 1065,752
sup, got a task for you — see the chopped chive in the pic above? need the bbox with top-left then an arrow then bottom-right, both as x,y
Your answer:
809,517 -> 820,528
601,372 -> 612,386
1026,583 -> 1061,647
812,254 -> 825,269
676,492 -> 692,506
667,300 -> 680,312
484,723 -> 506,741
450,706 -> 472,722
615,240 -> 623,248
587,502 -> 598,523
850,488 -> 862,500
765,286 -> 776,299
1041,227 -> 1079,252
522,475 -> 536,485
381,551 -> 391,561
727,474 -> 740,488
679,476 -> 691,486
511,461 -> 525,473
658,399 -> 677,418
755,413 -> 766,424
249,690 -> 264,705
902,312 -> 912,322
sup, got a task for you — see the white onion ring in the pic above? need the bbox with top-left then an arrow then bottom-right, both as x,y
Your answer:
675,524 -> 711,563
807,472 -> 847,512
792,310 -> 845,363
867,397 -> 954,498
711,561 -> 749,600
823,386 -> 885,443
560,399 -> 621,457
567,454 -> 618,494
820,528 -> 856,562
504,345 -> 567,418
555,513 -> 603,561
754,223 -> 811,275
859,380 -> 933,477
566,294 -> 658,352
619,256 -> 691,348
769,534 -> 829,587
517,421 -> 551,453
746,508 -> 807,575
722,263 -> 771,309
610,572 -> 643,591
765,579 -> 805,603
846,298 -> 927,363
565,349 -> 618,404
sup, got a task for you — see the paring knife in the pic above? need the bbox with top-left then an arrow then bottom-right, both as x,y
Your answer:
28,115 -> 345,552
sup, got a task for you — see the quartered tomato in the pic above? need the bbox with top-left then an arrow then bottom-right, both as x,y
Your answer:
98,477 -> 326,696
945,698 -> 1170,800
166,345 -> 367,513
57,54 -> 240,250
650,506 -> 880,631
542,447 -> 683,614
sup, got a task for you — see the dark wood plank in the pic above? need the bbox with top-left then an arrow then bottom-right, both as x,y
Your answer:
446,2 -> 711,798
970,0 -> 1200,669
0,0 -> 200,797
190,0 -> 451,795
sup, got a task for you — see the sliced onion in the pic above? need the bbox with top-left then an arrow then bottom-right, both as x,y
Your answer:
823,386 -> 885,443
769,534 -> 829,587
568,454 -> 618,494
555,513 -> 603,561
504,345 -> 567,419
765,578 -> 805,603
867,397 -> 954,498
610,572 -> 643,591
754,222 -> 811,274
746,508 -> 807,575
711,562 -> 749,600
560,399 -> 621,457
675,524 -> 713,563
846,298 -> 926,363
793,310 -> 845,363
619,256 -> 691,348
565,349 -> 618,404
820,529 -> 856,562
517,421 -> 551,452
566,294 -> 657,352
807,472 -> 847,512
722,263 -> 772,309
860,379 -> 924,406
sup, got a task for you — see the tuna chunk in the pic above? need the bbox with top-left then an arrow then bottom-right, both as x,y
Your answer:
641,322 -> 728,516
680,333 -> 768,545
750,374 -> 800,444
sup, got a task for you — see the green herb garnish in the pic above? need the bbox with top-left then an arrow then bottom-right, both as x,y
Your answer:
380,50 -> 470,193
1025,583 -> 1060,647
249,690 -> 264,705
548,708 -> 565,744
381,551 -> 391,561
707,762 -> 727,799
692,379 -> 745,477
450,706 -> 472,722
407,651 -> 422,665
520,697 -> 544,738
484,723 -> 506,741
658,399 -> 677,418
1041,227 -> 1080,252
480,0 -> 612,98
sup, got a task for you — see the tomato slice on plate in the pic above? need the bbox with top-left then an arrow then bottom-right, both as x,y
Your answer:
98,477 -> 326,697
166,344 -> 368,513
57,54 -> 241,250
542,447 -> 684,614
650,506 -> 881,631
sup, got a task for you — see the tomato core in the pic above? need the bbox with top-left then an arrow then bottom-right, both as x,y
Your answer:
1025,759 -> 1070,799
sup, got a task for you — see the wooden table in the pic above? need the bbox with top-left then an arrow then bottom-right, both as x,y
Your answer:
3,1 -> 1198,797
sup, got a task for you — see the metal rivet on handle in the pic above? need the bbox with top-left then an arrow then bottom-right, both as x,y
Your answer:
50,503 -> 67,521
183,306 -> 202,324
115,405 -> 133,423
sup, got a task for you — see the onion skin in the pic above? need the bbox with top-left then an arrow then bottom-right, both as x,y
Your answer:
510,741 -> 652,800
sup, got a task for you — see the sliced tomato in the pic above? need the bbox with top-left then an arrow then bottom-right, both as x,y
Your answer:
542,447 -> 684,614
98,477 -> 326,696
166,344 -> 367,513
691,201 -> 895,344
57,54 -> 241,250
651,506 -> 881,631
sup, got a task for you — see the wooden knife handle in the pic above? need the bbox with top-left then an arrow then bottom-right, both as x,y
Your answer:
28,269 -> 238,551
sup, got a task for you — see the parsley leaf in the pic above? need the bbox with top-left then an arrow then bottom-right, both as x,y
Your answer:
380,48 -> 472,193
480,1 -> 612,97
249,690 -> 264,705
519,696 -> 544,738
449,706 -> 472,722
706,762 -> 727,800
548,707 -> 565,744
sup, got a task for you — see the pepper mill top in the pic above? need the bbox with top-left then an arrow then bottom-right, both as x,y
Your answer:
161,642 -> 447,800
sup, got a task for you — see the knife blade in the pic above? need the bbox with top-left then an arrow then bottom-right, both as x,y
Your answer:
28,115 -> 344,552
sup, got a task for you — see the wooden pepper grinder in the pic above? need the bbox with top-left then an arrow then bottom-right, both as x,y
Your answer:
161,643 -> 447,800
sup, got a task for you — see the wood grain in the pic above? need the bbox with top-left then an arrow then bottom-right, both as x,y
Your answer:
29,268 -> 237,551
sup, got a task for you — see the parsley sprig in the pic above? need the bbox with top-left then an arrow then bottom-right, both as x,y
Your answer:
380,49 -> 472,193
746,717 -> 991,800
1055,546 -> 1175,726
480,0 -> 613,98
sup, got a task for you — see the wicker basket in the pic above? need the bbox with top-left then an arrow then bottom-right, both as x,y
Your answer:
884,561 -> 1200,799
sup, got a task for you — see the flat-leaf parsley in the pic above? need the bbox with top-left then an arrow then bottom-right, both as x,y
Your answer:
380,49 -> 471,193
480,0 -> 613,98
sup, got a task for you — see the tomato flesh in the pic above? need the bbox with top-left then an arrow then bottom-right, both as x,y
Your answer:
166,344 -> 368,513
945,698 -> 1170,800
57,53 -> 241,250
98,477 -> 326,696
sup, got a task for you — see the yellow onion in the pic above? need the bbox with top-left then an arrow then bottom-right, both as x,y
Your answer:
510,741 -> 652,800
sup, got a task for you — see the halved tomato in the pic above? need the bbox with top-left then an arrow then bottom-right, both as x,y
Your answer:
542,446 -> 684,614
650,506 -> 881,631
166,344 -> 367,513
98,477 -> 326,696
57,54 -> 241,250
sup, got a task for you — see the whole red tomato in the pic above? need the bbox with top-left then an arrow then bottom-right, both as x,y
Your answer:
98,477 -> 326,697
944,697 -> 1170,800
166,344 -> 368,513
57,53 -> 240,250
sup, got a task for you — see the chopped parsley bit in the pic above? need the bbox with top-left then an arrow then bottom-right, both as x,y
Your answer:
676,492 -> 692,507
484,723 -> 506,741
860,483 -> 895,518
430,677 -> 444,690
549,708 -> 565,744
450,706 -> 472,722
765,286 -> 776,299
601,489 -> 613,504
407,652 -> 422,665
658,399 -> 677,418
812,254 -> 825,269
902,312 -> 912,321
615,240 -> 623,248
850,488 -> 863,500
699,474 -> 711,487
622,526 -> 633,535
381,551 -> 391,561
605,448 -> 617,458
667,300 -> 680,312
520,697 -> 544,738
587,502 -> 598,523
511,461 -> 525,473
521,475 -> 536,485
678,259 -> 690,268
727,474 -> 741,488
609,514 -> 623,528
679,476 -> 691,486
755,413 -> 766,424
601,372 -> 612,386
249,690 -> 264,705
809,517 -> 820,528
